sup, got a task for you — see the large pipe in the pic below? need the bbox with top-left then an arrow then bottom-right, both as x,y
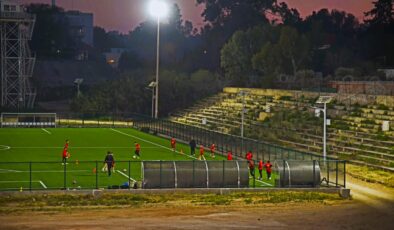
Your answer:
274,160 -> 321,187
142,160 -> 249,189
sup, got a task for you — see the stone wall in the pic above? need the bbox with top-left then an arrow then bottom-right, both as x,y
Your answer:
328,81 -> 394,96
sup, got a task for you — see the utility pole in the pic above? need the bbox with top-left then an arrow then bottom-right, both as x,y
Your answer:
315,96 -> 333,161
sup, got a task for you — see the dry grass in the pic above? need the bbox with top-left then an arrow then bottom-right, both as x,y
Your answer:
0,191 -> 345,213
347,164 -> 394,187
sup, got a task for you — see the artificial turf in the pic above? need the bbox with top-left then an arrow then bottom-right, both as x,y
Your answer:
0,128 -> 275,190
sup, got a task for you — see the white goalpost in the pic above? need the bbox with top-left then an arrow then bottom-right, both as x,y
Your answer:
0,113 -> 57,128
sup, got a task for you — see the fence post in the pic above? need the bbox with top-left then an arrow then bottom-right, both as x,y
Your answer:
128,160 -> 131,189
192,160 -> 195,187
253,160 -> 256,188
64,160 -> 67,190
282,160 -> 286,187
336,161 -> 338,187
159,160 -> 162,189
222,160 -> 225,188
327,160 -> 330,187
313,160 -> 316,188
95,161 -> 98,189
344,161 -> 346,188
29,162 -> 32,191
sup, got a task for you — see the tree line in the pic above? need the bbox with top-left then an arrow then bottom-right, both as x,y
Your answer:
23,0 -> 394,115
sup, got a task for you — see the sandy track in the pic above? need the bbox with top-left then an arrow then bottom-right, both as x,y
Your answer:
1,175 -> 393,230
0,200 -> 393,230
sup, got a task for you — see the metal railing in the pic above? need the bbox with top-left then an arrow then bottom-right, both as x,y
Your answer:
0,159 -> 345,191
133,119 -> 339,162
56,113 -> 148,128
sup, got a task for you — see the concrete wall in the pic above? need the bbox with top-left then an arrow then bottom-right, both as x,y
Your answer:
223,87 -> 394,107
328,81 -> 394,96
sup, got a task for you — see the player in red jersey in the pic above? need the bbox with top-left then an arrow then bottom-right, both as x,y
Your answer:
248,160 -> 255,177
133,142 -> 141,159
246,150 -> 253,161
170,137 -> 176,152
265,161 -> 272,180
64,139 -> 69,150
62,148 -> 69,165
258,160 -> 264,180
227,151 -> 233,160
210,143 -> 215,158
198,145 -> 206,161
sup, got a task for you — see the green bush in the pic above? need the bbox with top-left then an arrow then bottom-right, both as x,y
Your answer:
376,104 -> 389,110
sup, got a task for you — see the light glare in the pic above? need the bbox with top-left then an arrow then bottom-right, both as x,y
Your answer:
148,0 -> 169,19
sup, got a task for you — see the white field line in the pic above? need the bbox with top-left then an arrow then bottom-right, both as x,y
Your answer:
0,168 -> 89,173
41,128 -> 51,134
38,180 -> 47,189
0,145 -> 11,151
110,128 -> 198,160
249,177 -> 273,186
0,180 -> 47,189
116,170 -> 136,182
0,168 -> 20,172
8,146 -> 163,149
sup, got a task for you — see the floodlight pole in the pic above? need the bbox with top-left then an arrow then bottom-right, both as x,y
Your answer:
239,90 -> 247,153
151,87 -> 155,118
323,102 -> 327,161
241,93 -> 245,139
154,16 -> 160,119
77,83 -> 81,97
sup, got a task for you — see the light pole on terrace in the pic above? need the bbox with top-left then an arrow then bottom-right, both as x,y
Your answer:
315,96 -> 333,162
148,0 -> 169,119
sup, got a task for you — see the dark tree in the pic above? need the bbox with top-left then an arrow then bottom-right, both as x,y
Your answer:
364,0 -> 394,26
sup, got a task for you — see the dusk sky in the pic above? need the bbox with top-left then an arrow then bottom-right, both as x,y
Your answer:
18,0 -> 374,33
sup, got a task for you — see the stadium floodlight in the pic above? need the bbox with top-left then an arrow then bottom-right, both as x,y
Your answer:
315,96 -> 333,161
148,0 -> 169,19
148,0 -> 169,119
74,78 -> 84,97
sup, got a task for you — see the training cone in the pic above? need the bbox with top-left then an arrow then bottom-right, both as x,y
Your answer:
75,160 -> 79,165
93,167 -> 97,174
180,149 -> 184,154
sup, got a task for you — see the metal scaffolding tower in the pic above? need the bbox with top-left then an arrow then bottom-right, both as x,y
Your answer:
0,3 -> 36,109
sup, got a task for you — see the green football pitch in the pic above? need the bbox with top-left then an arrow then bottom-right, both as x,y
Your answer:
0,128 -> 275,190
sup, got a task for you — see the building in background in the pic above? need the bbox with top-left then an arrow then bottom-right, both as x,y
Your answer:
65,10 -> 93,47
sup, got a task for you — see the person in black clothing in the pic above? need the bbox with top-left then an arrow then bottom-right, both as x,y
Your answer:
104,151 -> 115,176
189,139 -> 196,156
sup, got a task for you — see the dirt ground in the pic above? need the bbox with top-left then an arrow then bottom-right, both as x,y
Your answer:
1,176 -> 393,230
0,201 -> 392,230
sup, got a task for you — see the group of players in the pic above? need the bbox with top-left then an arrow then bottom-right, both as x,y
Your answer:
62,138 -> 273,180
183,138 -> 272,180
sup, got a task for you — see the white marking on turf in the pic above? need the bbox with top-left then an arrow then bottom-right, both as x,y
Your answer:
0,168 -> 89,173
0,180 -> 47,188
39,180 -> 47,189
8,146 -> 163,149
249,177 -> 273,186
110,128 -> 198,160
116,170 -> 137,182
41,128 -> 51,134
0,145 -> 11,151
